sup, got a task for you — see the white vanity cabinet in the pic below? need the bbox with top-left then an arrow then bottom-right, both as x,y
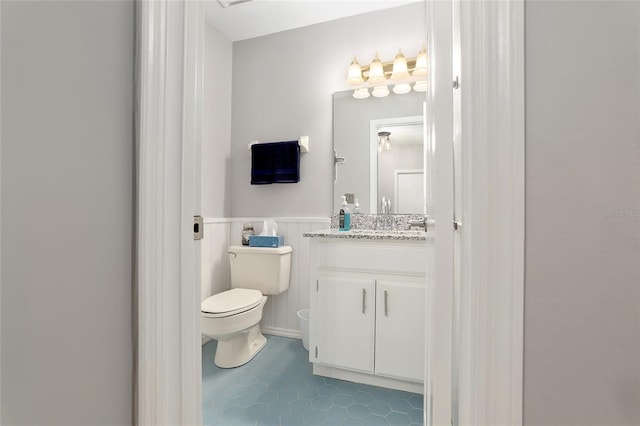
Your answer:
314,276 -> 375,373
375,279 -> 426,382
307,235 -> 427,393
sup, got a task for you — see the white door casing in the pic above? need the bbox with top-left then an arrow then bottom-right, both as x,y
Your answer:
181,0 -> 204,423
457,0 -> 525,424
136,1 -> 203,424
427,0 -> 525,425
425,0 -> 454,425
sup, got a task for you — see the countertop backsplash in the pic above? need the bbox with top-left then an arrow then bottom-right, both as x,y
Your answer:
330,213 -> 427,230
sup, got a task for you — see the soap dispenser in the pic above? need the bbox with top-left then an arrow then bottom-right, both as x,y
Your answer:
339,195 -> 351,231
354,199 -> 360,214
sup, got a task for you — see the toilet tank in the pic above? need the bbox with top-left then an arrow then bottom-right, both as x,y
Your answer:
228,245 -> 292,295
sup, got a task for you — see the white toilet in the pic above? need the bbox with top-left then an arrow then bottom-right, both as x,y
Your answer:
201,245 -> 292,368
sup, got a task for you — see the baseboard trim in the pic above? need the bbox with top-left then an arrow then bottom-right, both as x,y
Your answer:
262,326 -> 302,340
313,364 -> 424,394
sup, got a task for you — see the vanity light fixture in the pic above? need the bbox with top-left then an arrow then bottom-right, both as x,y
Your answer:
347,56 -> 364,86
412,44 -> 428,92
390,49 -> 410,80
367,53 -> 387,85
390,49 -> 412,95
353,88 -> 370,99
392,82 -> 412,95
347,44 -> 428,99
372,85 -> 390,98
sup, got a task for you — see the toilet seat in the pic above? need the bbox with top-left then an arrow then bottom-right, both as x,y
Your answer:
202,288 -> 263,318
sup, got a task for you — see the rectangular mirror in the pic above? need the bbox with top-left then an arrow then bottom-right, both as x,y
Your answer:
333,89 -> 425,214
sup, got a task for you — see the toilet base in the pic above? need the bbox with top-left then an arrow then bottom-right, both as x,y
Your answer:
213,324 -> 267,368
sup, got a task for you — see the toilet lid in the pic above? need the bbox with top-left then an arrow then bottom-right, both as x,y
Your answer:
201,288 -> 263,316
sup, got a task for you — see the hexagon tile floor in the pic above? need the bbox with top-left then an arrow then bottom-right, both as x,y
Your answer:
202,335 -> 424,426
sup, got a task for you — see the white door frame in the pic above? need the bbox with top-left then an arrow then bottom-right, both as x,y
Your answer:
457,0 -> 525,424
135,1 -> 524,425
425,1 -> 454,425
136,1 -> 203,424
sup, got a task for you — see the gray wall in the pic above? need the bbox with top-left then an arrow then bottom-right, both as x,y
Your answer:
230,3 -> 426,217
524,1 -> 640,425
202,20 -> 233,218
1,1 -> 133,425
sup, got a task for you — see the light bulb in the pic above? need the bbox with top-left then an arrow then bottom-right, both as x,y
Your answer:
413,44 -> 428,78
353,88 -> 370,99
390,49 -> 409,81
393,83 -> 412,95
413,80 -> 428,92
347,56 -> 364,86
372,85 -> 390,98
368,52 -> 386,85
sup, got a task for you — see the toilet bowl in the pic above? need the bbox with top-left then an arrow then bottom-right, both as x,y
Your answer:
202,288 -> 268,368
201,245 -> 292,368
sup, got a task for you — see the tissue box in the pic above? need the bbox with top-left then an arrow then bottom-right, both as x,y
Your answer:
249,235 -> 284,248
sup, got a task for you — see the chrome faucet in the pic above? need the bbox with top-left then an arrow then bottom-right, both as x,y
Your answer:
408,215 -> 433,231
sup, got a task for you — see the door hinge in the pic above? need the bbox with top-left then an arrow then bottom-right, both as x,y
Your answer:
193,215 -> 203,240
316,280 -> 319,291
315,346 -> 318,358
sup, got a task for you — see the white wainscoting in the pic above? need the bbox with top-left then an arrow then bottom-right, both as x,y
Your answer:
201,218 -> 231,302
201,217 -> 331,340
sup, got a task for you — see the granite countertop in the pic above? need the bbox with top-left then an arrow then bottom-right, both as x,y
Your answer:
302,228 -> 426,241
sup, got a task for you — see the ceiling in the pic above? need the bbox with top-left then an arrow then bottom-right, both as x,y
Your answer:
379,122 -> 423,145
205,0 -> 421,42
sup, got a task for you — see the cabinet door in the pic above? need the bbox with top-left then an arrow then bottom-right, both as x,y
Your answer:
314,276 -> 375,373
375,279 -> 426,382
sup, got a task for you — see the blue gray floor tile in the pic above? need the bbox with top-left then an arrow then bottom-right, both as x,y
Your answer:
203,335 -> 423,426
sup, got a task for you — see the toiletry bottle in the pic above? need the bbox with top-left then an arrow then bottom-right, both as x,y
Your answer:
354,199 -> 360,214
241,223 -> 254,245
339,195 -> 351,231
